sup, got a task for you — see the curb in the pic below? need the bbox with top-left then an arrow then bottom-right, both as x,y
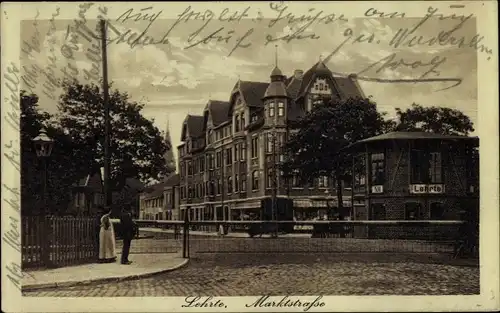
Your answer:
22,258 -> 189,292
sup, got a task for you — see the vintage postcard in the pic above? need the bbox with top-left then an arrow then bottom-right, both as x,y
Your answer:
2,1 -> 499,312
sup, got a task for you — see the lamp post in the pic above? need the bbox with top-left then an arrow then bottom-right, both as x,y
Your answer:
33,128 -> 54,266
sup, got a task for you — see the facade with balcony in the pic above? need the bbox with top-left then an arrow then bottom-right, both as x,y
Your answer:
177,60 -> 365,221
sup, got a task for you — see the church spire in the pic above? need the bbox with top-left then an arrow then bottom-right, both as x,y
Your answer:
163,114 -> 175,174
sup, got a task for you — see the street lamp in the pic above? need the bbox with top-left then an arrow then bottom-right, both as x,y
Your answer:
33,128 -> 54,266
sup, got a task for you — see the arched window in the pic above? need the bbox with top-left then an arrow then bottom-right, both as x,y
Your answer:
227,176 -> 233,194
235,115 -> 240,132
252,171 -> 259,190
240,113 -> 245,129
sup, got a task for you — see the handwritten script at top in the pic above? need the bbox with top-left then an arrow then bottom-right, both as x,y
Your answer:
103,3 -> 492,91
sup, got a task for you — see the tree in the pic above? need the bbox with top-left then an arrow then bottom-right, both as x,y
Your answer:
55,80 -> 171,188
21,91 -> 51,215
20,91 -> 93,215
394,103 -> 474,135
282,97 -> 391,215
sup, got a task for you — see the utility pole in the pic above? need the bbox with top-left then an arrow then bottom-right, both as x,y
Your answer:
100,19 -> 112,216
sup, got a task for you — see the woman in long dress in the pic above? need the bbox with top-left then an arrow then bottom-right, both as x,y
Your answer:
99,211 -> 117,263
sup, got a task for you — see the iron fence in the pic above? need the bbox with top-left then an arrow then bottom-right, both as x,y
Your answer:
22,216 -> 99,269
134,219 -> 478,259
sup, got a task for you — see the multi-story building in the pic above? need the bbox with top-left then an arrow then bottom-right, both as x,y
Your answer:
177,60 -> 365,221
139,174 -> 180,220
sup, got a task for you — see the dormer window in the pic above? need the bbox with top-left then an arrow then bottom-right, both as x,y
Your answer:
269,102 -> 275,117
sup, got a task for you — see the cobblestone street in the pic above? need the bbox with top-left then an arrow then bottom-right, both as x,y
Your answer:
23,253 -> 479,297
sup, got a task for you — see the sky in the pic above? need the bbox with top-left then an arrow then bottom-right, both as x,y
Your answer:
20,5 -> 480,164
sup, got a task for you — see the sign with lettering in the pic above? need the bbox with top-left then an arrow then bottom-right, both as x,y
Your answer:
371,185 -> 384,194
409,184 -> 445,194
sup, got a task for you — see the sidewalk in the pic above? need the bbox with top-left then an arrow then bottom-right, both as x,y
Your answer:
141,227 -> 311,238
22,253 -> 188,291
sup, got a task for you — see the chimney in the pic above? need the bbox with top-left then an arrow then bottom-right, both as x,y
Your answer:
294,69 -> 304,79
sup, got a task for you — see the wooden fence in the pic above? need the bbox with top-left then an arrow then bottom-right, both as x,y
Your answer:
22,216 -> 99,269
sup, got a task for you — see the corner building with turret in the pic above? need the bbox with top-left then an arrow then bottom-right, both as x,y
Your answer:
177,61 -> 365,222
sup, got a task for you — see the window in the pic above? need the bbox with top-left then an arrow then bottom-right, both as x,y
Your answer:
216,179 -> 221,195
278,102 -> 285,116
267,133 -> 274,153
318,176 -> 328,188
235,116 -> 240,132
353,154 -> 366,190
252,171 -> 259,190
206,181 -> 211,196
235,174 -> 239,192
241,143 -> 247,160
269,102 -> 275,117
266,170 -> 274,189
429,152 -> 442,183
234,145 -> 238,162
207,130 -> 212,144
411,150 -> 443,183
430,202 -> 445,220
370,153 -> 385,185
251,136 -> 259,158
188,161 -> 193,176
227,177 -> 232,194
226,148 -> 232,164
371,203 -> 386,220
180,163 -> 185,178
200,158 -> 205,173
241,179 -> 247,191
240,113 -> 245,129
216,151 -> 222,168
405,202 -> 423,220
292,170 -> 302,188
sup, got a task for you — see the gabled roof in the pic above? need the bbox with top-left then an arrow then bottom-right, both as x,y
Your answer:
73,168 -> 103,188
143,174 -> 179,199
207,100 -> 231,126
181,114 -> 204,140
286,76 -> 303,99
295,62 -> 364,100
296,61 -> 332,98
163,173 -> 180,187
335,76 -> 364,99
237,81 -> 269,107
123,177 -> 145,191
143,183 -> 164,200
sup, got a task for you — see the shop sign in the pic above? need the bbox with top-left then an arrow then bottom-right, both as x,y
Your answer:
371,185 -> 384,194
409,184 -> 445,194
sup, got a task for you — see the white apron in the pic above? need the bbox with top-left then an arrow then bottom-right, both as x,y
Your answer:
99,214 -> 116,260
